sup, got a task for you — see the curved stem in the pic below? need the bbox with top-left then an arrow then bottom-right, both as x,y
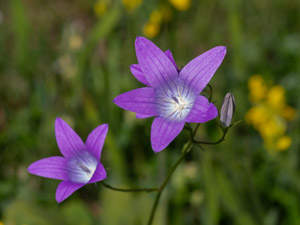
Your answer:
147,191 -> 162,225
101,182 -> 158,193
193,129 -> 226,145
185,123 -> 193,137
207,84 -> 213,102
147,141 -> 192,225
192,123 -> 201,138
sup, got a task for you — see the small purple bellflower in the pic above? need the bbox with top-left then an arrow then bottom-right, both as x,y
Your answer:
28,118 -> 108,203
114,37 -> 226,153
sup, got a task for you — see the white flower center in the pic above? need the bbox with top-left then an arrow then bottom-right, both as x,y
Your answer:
67,151 -> 98,183
156,79 -> 196,121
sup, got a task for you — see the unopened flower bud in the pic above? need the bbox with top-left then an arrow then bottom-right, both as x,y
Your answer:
220,93 -> 235,127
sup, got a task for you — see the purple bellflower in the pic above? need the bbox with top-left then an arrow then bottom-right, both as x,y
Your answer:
28,118 -> 108,203
113,37 -> 226,153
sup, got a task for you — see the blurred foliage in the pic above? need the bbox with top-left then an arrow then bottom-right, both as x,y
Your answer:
0,0 -> 300,224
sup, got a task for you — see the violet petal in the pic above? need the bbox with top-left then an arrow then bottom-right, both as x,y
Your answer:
136,113 -> 153,119
28,156 -> 68,180
130,64 -> 150,86
151,117 -> 185,152
135,37 -> 178,89
164,49 -> 179,71
86,124 -> 108,160
113,87 -> 158,116
130,50 -> 178,86
55,118 -> 85,157
184,95 -> 218,123
88,163 -> 107,183
55,180 -> 85,203
180,46 -> 226,94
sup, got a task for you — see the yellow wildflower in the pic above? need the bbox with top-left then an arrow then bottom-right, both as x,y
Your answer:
281,105 -> 296,121
248,74 -> 264,90
259,117 -> 285,140
149,10 -> 163,24
248,74 -> 267,102
94,0 -> 107,16
267,85 -> 285,111
143,9 -> 163,38
169,0 -> 191,11
246,75 -> 296,152
245,105 -> 269,129
122,0 -> 142,12
142,6 -> 173,39
276,136 -> 292,151
0,221 -> 4,225
143,22 -> 160,39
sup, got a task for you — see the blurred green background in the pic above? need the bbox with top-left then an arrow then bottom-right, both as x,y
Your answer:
0,0 -> 300,224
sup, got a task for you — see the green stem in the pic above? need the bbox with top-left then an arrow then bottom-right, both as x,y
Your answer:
101,182 -> 158,193
185,123 -> 194,137
147,191 -> 162,225
193,129 -> 227,145
207,84 -> 213,102
192,123 -> 201,138
147,141 -> 192,225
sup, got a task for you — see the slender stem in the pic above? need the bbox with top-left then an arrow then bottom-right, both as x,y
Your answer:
207,84 -> 213,102
192,123 -> 201,138
160,149 -> 189,190
147,142 -> 192,225
147,191 -> 162,225
193,130 -> 226,145
185,123 -> 193,137
101,182 -> 158,193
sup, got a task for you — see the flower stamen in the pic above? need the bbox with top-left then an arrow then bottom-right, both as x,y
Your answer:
68,151 -> 98,184
156,79 -> 196,121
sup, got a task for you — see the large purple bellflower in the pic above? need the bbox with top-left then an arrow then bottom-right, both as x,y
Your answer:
114,37 -> 226,152
28,118 -> 108,203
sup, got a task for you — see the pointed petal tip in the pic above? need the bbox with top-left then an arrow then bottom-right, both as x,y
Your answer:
217,46 -> 227,55
112,96 -> 119,105
27,163 -> 39,177
208,103 -> 219,119
112,95 -> 119,103
27,163 -> 34,174
86,124 -> 109,160
209,46 -> 227,57
130,64 -> 150,86
56,193 -> 68,203
56,197 -> 63,203
151,118 -> 185,153
55,181 -> 84,203
55,117 -> 67,131
135,36 -> 151,48
99,123 -> 109,129
129,64 -> 137,70
135,36 -> 146,42
164,49 -> 171,54
201,102 -> 219,121
152,146 -> 164,153
97,123 -> 109,134
55,117 -> 62,124
27,162 -> 39,174
135,36 -> 143,45
151,136 -> 165,153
